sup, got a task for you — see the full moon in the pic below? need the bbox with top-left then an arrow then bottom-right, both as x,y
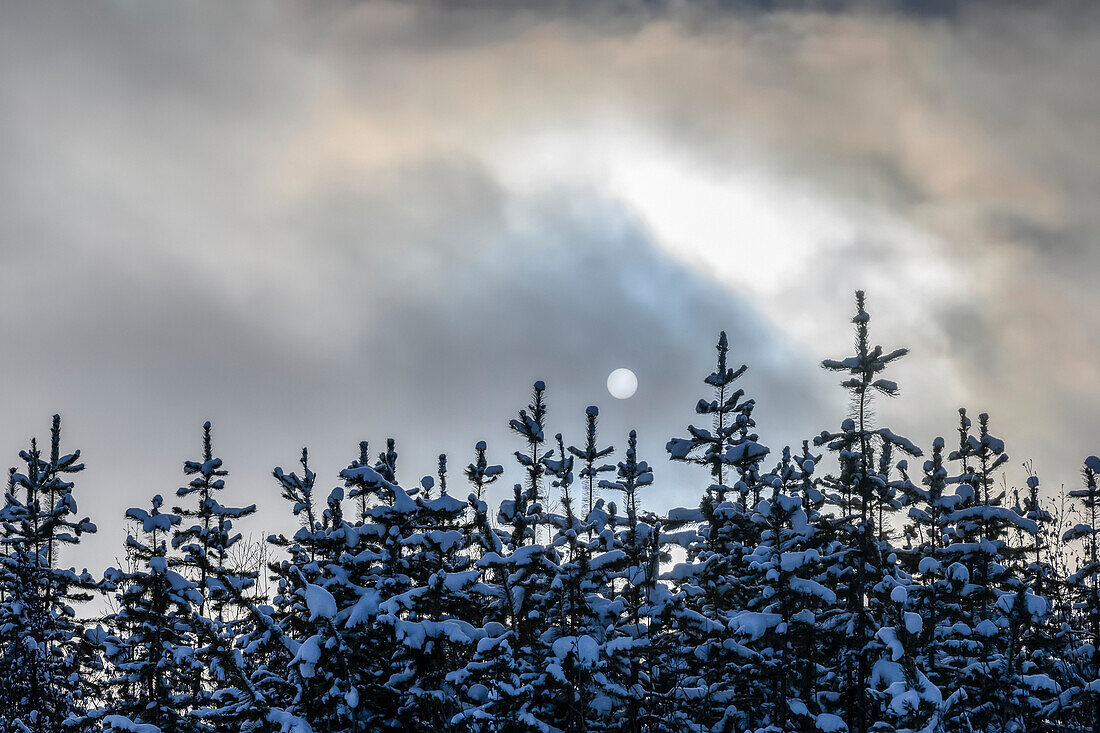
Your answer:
607,368 -> 638,400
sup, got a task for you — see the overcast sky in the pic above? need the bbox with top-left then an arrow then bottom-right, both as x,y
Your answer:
2,0 -> 1098,574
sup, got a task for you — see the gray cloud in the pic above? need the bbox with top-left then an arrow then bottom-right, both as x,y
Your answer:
1,0 -> 1097,573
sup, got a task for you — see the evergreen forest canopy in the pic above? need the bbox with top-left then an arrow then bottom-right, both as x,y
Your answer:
4,291 -> 1100,733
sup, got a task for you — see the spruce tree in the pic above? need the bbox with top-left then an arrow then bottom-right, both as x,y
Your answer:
510,381 -> 551,543
597,430 -> 659,732
172,421 -> 258,621
0,415 -> 98,733
945,410 -> 1043,729
343,440 -> 372,522
470,393 -> 562,730
170,421 -> 260,729
333,460 -> 415,731
568,407 -> 615,521
815,291 -> 921,733
664,331 -> 771,731
375,438 -> 399,484
735,444 -> 831,731
896,435 -> 971,729
454,484 -> 526,732
666,331 -> 764,504
78,495 -> 205,733
388,470 -> 480,729
465,441 -> 503,505
544,433 -> 589,638
1061,455 -> 1100,733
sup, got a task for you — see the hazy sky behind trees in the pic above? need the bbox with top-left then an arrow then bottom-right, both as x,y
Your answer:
1,0 -> 1098,572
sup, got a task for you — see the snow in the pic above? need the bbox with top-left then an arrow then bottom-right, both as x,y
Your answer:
1064,523 -> 1096,542
872,659 -> 905,689
423,494 -> 467,514
947,562 -> 969,584
442,570 -> 479,592
391,484 -> 419,513
998,591 -> 1049,620
975,620 -> 999,637
875,428 -> 922,456
666,438 -> 695,460
477,635 -> 506,654
1022,674 -> 1059,693
816,713 -> 848,732
723,441 -> 770,463
730,612 -> 782,641
667,507 -> 704,523
103,717 -> 163,733
792,609 -> 816,625
790,577 -> 836,604
949,506 -> 1038,534
291,634 -> 322,678
876,628 -> 904,661
303,585 -> 337,621
468,683 -> 490,703
918,557 -> 940,574
125,504 -> 178,533
1026,592 -> 1049,617
551,635 -> 599,668
780,549 -> 819,572
266,709 -> 314,733
589,550 -> 626,570
874,662 -> 943,719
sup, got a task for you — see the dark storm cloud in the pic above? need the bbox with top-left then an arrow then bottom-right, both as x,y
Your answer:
1,0 -> 1097,571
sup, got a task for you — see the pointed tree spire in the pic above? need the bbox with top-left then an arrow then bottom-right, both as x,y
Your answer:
510,381 -> 551,542
667,331 -> 766,503
465,441 -> 503,503
568,406 -> 614,520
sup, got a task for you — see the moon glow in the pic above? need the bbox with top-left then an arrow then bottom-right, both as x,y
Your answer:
607,368 -> 638,400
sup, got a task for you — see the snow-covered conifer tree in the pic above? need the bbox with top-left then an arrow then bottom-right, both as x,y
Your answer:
663,331 -> 772,731
75,495 -> 205,733
666,331 -> 765,504
894,435 -> 972,728
172,421 -> 258,621
460,387 -> 565,730
596,429 -> 661,732
170,421 -> 261,728
0,415 -> 98,733
387,470 -> 481,728
944,410 -> 1045,729
342,440 -> 372,522
1061,455 -> 1100,732
568,406 -> 615,521
510,381 -> 551,543
814,291 -> 921,733
465,441 -> 503,505
375,438 -> 399,484
733,443 -> 831,731
544,433 -> 589,639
